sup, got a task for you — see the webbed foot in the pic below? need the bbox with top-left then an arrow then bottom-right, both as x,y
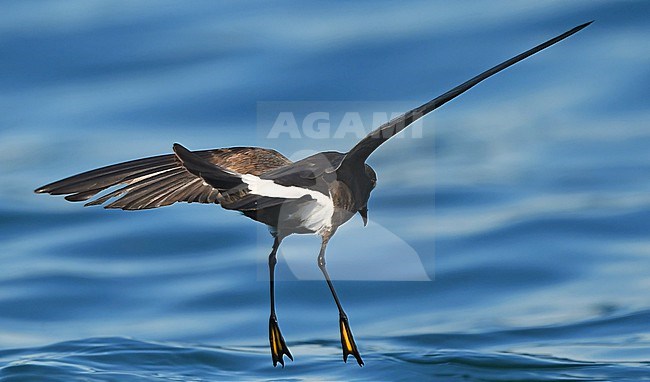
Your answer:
269,315 -> 293,367
339,314 -> 364,366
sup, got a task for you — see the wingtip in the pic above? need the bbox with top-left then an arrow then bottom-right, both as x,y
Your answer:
563,21 -> 593,37
580,20 -> 594,28
34,185 -> 55,194
574,20 -> 594,32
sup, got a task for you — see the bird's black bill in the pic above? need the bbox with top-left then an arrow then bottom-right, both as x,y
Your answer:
342,21 -> 593,165
359,207 -> 368,226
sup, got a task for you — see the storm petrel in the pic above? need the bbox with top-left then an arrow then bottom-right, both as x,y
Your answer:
35,22 -> 591,367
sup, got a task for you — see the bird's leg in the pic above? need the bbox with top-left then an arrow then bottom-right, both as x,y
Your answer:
317,234 -> 364,366
268,236 -> 293,367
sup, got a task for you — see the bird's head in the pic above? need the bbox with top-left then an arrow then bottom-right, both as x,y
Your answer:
357,164 -> 377,226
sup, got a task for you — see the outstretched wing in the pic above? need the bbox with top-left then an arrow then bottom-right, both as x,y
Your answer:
35,146 -> 292,210
340,21 -> 592,166
172,143 -> 332,212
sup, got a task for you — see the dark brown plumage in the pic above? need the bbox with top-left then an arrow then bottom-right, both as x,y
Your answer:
35,147 -> 291,210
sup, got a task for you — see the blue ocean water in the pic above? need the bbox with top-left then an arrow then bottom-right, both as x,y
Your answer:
1,1 -> 650,381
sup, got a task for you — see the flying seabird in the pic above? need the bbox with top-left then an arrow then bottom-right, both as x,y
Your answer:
35,21 -> 592,367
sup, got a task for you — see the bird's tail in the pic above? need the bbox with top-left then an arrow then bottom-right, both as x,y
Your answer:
172,143 -> 245,191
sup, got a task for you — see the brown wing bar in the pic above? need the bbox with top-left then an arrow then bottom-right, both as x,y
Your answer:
35,146 -> 292,210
